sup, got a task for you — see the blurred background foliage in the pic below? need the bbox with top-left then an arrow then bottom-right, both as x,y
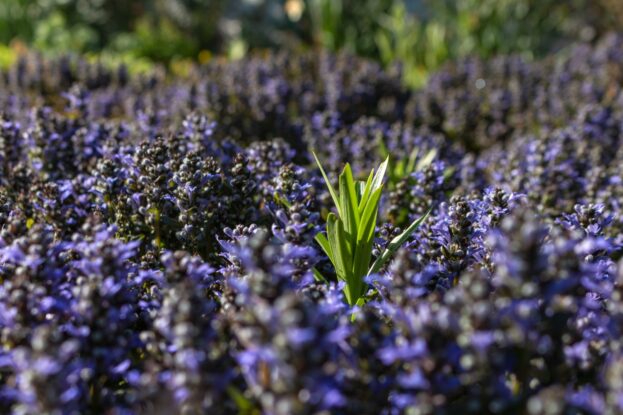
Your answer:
0,0 -> 617,87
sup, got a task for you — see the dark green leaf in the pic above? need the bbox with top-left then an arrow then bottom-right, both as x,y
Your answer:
312,267 -> 328,283
326,213 -> 344,280
315,232 -> 334,264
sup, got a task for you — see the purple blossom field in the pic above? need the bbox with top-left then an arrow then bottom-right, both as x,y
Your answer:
1,34 -> 623,414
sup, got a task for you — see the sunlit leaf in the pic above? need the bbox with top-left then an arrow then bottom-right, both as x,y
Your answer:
313,151 -> 341,215
368,206 -> 431,275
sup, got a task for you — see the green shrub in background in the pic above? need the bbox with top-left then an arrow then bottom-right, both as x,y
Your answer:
0,0 -> 611,87
304,0 -> 593,88
0,0 -> 226,58
0,0 -> 143,54
0,0 -> 299,65
375,2 -> 448,88
428,0 -> 587,57
33,12 -> 99,53
373,0 -> 589,88
109,16 -> 198,63
307,0 -> 394,58
0,0 -> 46,44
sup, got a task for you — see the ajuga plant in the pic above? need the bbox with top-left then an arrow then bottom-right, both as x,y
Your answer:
313,153 -> 430,306
7,35 -> 623,415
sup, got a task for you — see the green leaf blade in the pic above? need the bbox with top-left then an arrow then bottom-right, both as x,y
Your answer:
352,209 -> 377,299
357,187 -> 383,242
368,206 -> 432,275
312,267 -> 328,283
416,148 -> 437,171
335,218 -> 353,279
406,147 -> 420,174
371,156 -> 389,192
339,163 -> 359,242
358,169 -> 375,215
334,217 -> 357,305
313,152 -> 341,216
315,232 -> 334,264
326,213 -> 345,281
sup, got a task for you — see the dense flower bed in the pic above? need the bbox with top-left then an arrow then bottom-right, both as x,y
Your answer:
1,34 -> 623,414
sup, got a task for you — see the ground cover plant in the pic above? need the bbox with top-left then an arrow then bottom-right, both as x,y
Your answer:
1,33 -> 623,414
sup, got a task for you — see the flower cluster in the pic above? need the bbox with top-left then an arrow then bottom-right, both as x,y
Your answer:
2,34 -> 623,413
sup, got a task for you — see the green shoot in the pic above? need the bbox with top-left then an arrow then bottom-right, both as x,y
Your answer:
313,153 -> 430,306
379,140 -> 438,188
